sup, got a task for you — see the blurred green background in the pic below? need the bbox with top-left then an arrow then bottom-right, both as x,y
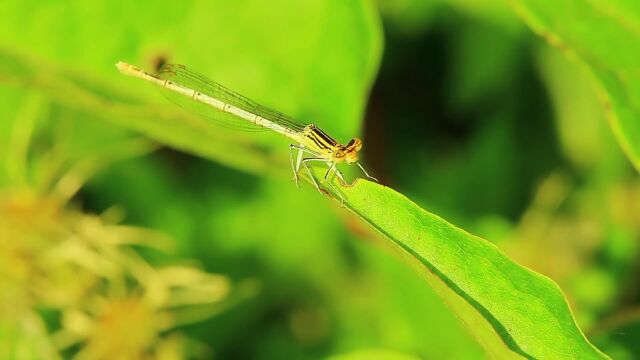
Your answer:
1,0 -> 639,359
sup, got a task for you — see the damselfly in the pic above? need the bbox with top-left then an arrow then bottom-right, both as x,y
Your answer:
116,62 -> 376,198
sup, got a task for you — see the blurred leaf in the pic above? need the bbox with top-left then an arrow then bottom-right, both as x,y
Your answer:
338,180 -> 608,359
327,348 -> 421,360
536,44 -> 615,170
1,0 -> 381,137
376,0 -> 442,35
509,0 -> 640,171
0,309 -> 60,360
377,0 -> 520,34
447,17 -> 522,109
0,48 -> 290,177
0,0 -> 381,177
591,310 -> 640,360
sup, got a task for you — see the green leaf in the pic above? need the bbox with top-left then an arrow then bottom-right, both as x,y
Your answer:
337,180 -> 608,359
591,311 -> 640,360
3,1 -> 611,358
509,0 -> 640,171
0,0 -> 382,140
0,48 -> 279,176
327,349 -> 421,360
0,0 -> 382,176
0,308 -> 60,360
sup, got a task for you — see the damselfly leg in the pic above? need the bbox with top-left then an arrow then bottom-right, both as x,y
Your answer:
300,157 -> 345,204
300,157 -> 326,195
288,144 -> 303,187
322,162 -> 346,205
289,144 -> 320,187
288,147 -> 344,203
356,162 -> 378,182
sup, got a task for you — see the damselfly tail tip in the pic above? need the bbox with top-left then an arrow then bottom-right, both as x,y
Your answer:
115,61 -> 138,75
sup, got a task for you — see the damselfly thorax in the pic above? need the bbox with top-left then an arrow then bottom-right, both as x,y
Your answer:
300,125 -> 362,164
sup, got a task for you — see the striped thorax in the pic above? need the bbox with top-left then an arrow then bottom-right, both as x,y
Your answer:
301,125 -> 362,164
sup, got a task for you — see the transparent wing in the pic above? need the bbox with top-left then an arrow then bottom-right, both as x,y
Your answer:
157,64 -> 307,133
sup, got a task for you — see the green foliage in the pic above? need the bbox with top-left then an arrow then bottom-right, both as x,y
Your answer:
340,180 -> 607,358
511,0 -> 640,171
1,0 -> 638,359
327,348 -> 421,360
0,0 -> 382,176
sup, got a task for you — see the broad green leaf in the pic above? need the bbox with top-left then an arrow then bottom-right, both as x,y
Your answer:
336,180 -> 608,359
509,0 -> 640,171
0,0 -> 381,177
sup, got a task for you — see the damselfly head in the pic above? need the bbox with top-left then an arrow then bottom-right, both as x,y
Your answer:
342,138 -> 362,164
